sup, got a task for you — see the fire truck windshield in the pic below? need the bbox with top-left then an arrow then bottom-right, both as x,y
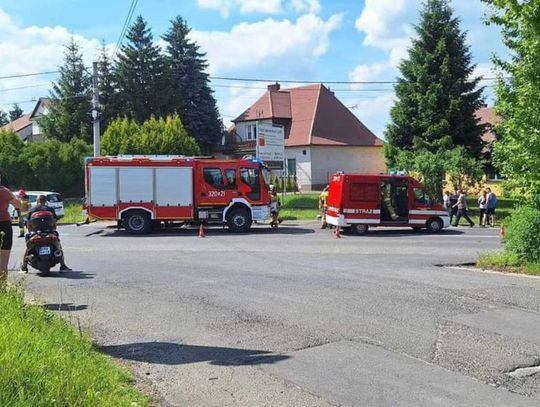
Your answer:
261,166 -> 271,188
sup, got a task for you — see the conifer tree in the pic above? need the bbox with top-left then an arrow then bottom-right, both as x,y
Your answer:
0,111 -> 8,127
115,16 -> 170,122
96,42 -> 118,131
8,103 -> 23,121
385,0 -> 485,195
41,38 -> 92,142
386,0 -> 484,161
162,16 -> 223,152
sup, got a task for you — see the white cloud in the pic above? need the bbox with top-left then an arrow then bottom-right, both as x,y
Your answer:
350,0 -> 506,135
290,0 -> 321,14
191,13 -> 342,74
196,0 -> 321,18
0,8 -> 105,110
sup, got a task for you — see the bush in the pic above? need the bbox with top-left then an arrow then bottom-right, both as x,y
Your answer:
101,114 -> 200,156
504,205 -> 540,263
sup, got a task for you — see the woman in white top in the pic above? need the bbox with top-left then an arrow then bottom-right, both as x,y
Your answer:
478,191 -> 487,227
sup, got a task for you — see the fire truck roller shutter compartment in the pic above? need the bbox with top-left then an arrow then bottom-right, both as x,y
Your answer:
90,167 -> 117,206
155,167 -> 193,207
119,167 -> 153,203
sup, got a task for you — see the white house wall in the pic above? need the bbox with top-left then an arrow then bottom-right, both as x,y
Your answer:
310,146 -> 386,188
235,120 -> 272,142
284,146 -> 312,190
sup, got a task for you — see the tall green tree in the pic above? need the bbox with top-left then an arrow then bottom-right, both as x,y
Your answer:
115,16 -> 170,123
41,38 -> 92,143
484,0 -> 540,207
0,111 -> 8,127
8,104 -> 23,121
385,0 -> 485,195
97,42 -> 119,131
162,16 -> 223,152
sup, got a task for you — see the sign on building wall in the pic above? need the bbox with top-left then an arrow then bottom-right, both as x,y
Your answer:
256,122 -> 284,169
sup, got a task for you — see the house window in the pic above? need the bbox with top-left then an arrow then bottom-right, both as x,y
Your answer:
246,124 -> 257,140
287,159 -> 296,175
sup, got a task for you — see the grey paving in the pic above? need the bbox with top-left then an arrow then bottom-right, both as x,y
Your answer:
263,340 -> 539,407
8,222 -> 540,406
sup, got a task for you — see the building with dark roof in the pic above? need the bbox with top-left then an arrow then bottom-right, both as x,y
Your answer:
219,83 -> 386,190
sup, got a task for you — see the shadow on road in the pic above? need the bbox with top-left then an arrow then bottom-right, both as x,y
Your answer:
37,270 -> 95,279
102,225 -> 315,238
100,342 -> 290,366
42,303 -> 88,311
341,229 -> 465,237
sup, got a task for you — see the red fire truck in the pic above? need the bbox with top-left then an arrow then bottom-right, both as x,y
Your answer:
84,156 -> 272,234
325,173 -> 450,234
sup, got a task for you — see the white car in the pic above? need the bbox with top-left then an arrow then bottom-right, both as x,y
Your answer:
9,191 -> 65,220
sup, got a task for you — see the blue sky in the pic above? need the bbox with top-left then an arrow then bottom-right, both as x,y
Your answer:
0,0 -> 506,137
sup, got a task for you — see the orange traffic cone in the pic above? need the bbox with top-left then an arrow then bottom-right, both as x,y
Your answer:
199,223 -> 206,238
499,223 -> 506,238
334,226 -> 341,239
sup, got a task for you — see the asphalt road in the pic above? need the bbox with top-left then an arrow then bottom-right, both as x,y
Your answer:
9,222 -> 540,406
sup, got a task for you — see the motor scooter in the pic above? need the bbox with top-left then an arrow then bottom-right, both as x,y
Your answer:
24,211 -> 62,275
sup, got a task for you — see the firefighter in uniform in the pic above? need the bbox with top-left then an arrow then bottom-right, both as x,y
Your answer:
17,189 -> 30,238
319,185 -> 329,229
269,185 -> 282,228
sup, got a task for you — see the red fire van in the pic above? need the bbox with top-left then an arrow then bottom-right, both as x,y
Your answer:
325,173 -> 450,234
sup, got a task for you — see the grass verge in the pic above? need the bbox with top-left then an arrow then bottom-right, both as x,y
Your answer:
477,252 -> 540,276
58,201 -> 86,224
0,286 -> 150,406
280,193 -> 320,221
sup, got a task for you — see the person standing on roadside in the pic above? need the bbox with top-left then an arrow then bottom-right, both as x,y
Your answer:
478,190 -> 487,227
443,191 -> 451,212
448,190 -> 459,225
0,175 -> 21,286
319,185 -> 329,229
485,188 -> 497,227
452,189 -> 474,227
17,189 -> 30,238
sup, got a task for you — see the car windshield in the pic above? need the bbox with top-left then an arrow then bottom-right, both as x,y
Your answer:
46,194 -> 62,203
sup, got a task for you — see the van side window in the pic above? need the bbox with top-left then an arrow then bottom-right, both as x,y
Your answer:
225,169 -> 236,188
203,168 -> 225,189
413,188 -> 426,204
350,183 -> 379,201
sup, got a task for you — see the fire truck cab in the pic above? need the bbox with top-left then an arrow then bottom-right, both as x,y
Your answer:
325,173 -> 450,234
85,156 -> 272,234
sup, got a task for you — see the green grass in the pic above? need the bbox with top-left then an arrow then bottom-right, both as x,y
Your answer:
58,201 -> 86,224
477,252 -> 540,276
0,287 -> 150,407
280,193 -> 320,220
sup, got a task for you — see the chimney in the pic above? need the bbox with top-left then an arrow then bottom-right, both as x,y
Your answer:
267,82 -> 280,92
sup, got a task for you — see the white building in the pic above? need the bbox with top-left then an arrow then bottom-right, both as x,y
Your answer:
221,84 -> 386,191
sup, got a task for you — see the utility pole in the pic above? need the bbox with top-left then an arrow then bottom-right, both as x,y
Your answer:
92,61 -> 100,157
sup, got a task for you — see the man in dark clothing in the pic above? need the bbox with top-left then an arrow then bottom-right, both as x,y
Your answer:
20,195 -> 71,272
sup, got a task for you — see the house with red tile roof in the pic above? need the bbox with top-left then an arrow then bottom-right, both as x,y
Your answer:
1,113 -> 32,141
219,83 -> 386,190
1,97 -> 50,142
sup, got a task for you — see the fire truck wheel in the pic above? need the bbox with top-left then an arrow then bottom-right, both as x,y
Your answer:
426,218 -> 443,233
124,210 -> 152,235
227,208 -> 252,233
351,224 -> 369,235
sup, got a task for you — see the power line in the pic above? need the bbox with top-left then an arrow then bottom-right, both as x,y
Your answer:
0,71 -> 59,80
114,0 -> 139,56
208,75 -> 509,85
0,83 -> 51,93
